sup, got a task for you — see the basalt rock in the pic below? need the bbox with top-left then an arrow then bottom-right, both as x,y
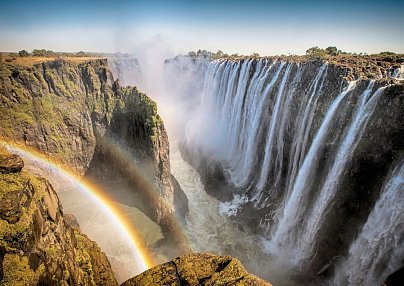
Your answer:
0,58 -> 187,231
121,253 -> 272,286
0,153 -> 24,174
0,148 -> 118,285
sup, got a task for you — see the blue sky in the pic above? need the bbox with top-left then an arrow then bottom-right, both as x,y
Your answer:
0,0 -> 403,55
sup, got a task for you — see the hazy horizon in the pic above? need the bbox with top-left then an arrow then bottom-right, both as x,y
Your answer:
1,0 -> 403,56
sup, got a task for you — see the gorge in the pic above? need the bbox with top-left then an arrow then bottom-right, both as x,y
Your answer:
159,55 -> 404,285
0,52 -> 403,286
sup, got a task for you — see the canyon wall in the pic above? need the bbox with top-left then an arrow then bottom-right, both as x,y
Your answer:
0,147 -> 118,285
168,56 -> 404,284
0,58 -> 186,230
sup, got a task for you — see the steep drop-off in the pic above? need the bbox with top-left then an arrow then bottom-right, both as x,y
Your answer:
0,58 -> 186,229
166,55 -> 404,284
0,147 -> 117,285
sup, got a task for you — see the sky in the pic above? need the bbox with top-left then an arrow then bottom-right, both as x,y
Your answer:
0,0 -> 403,56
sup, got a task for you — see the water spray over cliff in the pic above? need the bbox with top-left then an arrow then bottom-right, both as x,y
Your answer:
163,57 -> 404,285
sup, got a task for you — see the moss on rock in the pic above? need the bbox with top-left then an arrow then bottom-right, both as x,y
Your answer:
122,253 -> 272,286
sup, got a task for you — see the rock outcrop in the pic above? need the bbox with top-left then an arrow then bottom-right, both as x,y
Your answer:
122,253 -> 272,286
0,152 -> 24,174
0,147 -> 118,285
0,58 -> 187,231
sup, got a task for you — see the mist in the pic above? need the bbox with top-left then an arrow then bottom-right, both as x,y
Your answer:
105,39 -> 289,283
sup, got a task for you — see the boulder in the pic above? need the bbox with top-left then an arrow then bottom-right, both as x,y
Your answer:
0,153 -> 24,174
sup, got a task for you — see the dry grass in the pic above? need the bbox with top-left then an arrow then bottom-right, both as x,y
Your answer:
0,55 -> 103,66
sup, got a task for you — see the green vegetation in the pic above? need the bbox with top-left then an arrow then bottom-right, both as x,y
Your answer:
18,50 -> 29,57
75,231 -> 96,285
305,46 -> 343,59
187,49 -> 231,59
378,51 -> 396,56
0,171 -> 45,246
1,254 -> 45,286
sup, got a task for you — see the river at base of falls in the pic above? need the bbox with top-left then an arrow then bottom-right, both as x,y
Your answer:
170,141 -> 301,286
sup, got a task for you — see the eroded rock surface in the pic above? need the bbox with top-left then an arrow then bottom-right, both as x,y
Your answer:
122,253 -> 272,286
0,147 -> 118,285
0,58 -> 187,232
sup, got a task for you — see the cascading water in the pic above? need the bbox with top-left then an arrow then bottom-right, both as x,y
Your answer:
269,80 -> 358,258
332,160 -> 404,285
174,58 -> 404,285
110,56 -> 403,285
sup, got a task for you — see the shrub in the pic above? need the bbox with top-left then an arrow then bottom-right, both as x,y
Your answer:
18,50 -> 29,57
306,46 -> 328,59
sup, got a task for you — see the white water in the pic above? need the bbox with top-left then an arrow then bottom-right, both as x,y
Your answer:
299,82 -> 385,258
169,140 -> 297,285
332,160 -> 404,286
169,58 -> 402,285
107,56 -> 402,285
269,81 -> 357,260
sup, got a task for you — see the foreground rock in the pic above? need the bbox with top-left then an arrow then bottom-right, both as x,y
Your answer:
0,147 -> 118,285
0,153 -> 24,174
122,253 -> 272,286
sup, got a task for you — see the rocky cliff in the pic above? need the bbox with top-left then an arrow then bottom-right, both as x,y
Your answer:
0,147 -> 117,285
122,253 -> 272,286
0,58 -> 186,230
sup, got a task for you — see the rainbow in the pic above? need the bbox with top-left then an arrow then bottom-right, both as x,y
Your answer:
1,141 -> 154,273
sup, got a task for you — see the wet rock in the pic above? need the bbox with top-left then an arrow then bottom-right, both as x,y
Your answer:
122,253 -> 272,286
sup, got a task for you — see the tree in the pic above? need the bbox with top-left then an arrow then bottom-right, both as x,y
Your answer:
379,51 -> 396,56
326,46 -> 338,55
306,46 -> 327,59
18,50 -> 29,57
32,49 -> 56,57
216,50 -> 224,57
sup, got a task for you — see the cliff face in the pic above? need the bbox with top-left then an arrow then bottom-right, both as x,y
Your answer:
0,58 -> 186,228
122,253 -> 272,286
168,56 -> 404,283
0,147 -> 117,285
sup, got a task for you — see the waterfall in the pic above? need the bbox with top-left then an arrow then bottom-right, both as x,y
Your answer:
332,160 -> 404,286
168,57 -> 403,285
255,63 -> 292,192
298,82 -> 385,258
269,81 -> 357,258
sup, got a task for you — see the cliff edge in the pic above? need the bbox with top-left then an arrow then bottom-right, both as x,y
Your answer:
0,58 -> 187,231
0,147 -> 118,285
